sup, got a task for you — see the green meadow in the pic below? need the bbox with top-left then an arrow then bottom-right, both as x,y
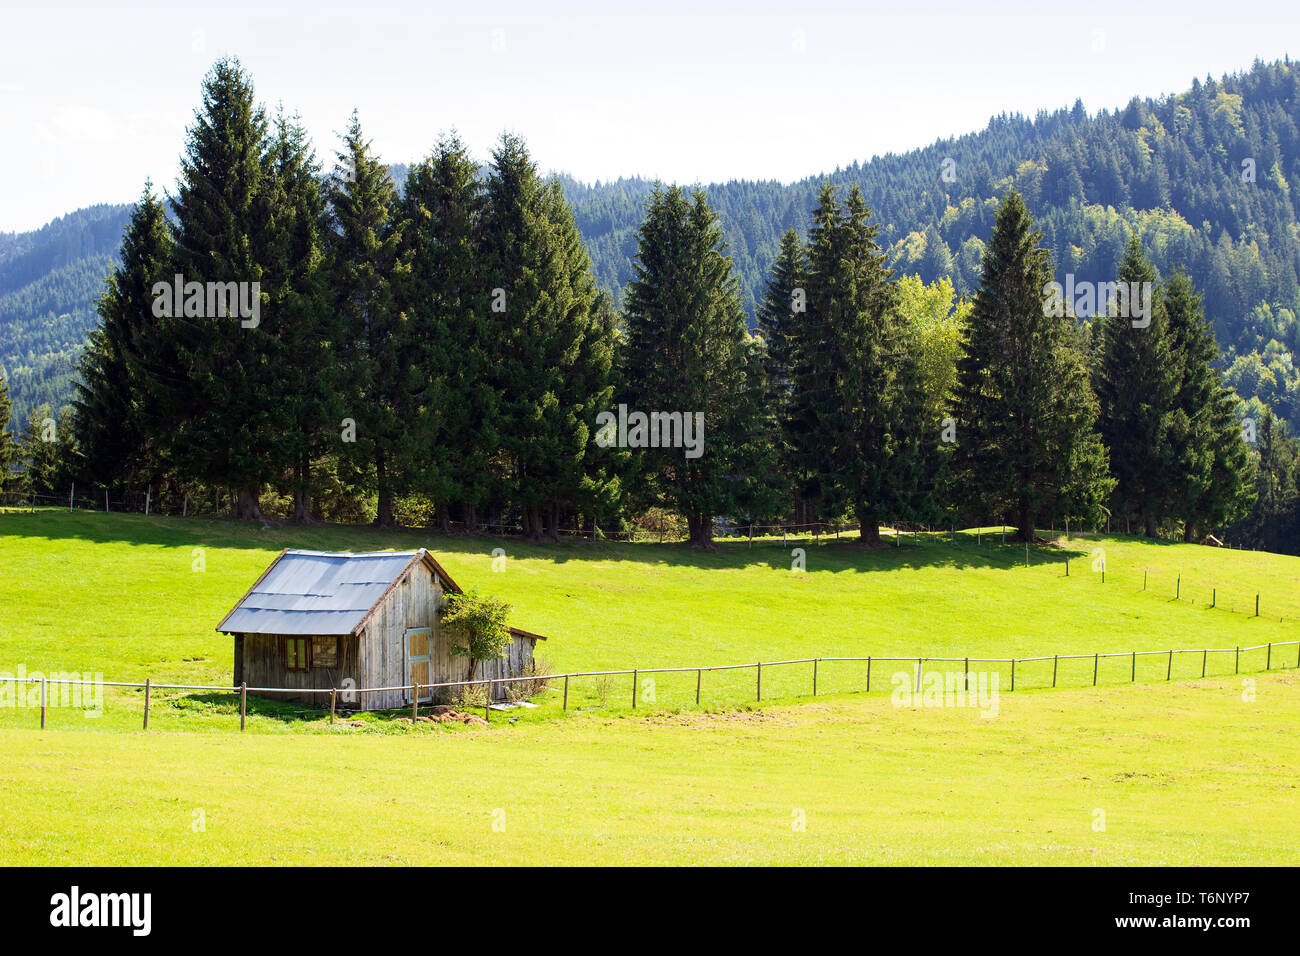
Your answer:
2,676 -> 1297,865
1,510 -> 1298,864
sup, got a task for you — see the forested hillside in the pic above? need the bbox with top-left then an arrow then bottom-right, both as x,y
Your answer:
0,205 -> 130,424
561,59 -> 1300,431
3,59 -> 1299,432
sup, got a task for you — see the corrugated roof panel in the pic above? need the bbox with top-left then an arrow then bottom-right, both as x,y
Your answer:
219,549 -> 425,635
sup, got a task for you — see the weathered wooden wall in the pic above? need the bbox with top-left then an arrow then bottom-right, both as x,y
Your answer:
359,561 -> 445,710
240,633 -> 360,706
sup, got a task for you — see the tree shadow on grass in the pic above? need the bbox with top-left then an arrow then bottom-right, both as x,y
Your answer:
4,509 -> 1098,575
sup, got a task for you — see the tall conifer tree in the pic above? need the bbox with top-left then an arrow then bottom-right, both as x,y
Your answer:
621,186 -> 763,548
1094,235 -> 1177,536
953,190 -> 1112,540
325,111 -> 408,527
1162,269 -> 1254,540
155,57 -> 277,520
480,134 -> 618,539
73,183 -> 172,490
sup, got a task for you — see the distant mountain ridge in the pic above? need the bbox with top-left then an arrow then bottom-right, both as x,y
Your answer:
3,58 -> 1299,431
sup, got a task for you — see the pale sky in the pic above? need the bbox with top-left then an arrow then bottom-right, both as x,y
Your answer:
1,0 -> 1296,232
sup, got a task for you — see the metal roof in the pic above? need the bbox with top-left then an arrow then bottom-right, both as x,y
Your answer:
217,549 -> 431,636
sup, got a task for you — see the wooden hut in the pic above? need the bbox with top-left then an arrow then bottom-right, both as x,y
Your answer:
217,548 -> 546,709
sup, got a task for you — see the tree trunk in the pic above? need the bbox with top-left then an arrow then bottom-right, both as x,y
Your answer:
374,449 -> 394,528
857,512 -> 881,547
1183,520 -> 1197,543
234,484 -> 265,522
1015,499 -> 1034,543
293,455 -> 316,523
687,514 -> 714,549
1144,513 -> 1158,538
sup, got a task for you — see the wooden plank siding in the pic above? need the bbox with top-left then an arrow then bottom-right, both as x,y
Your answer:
240,633 -> 361,706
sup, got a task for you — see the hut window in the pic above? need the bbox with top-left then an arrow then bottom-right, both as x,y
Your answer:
285,637 -> 309,671
312,637 -> 337,668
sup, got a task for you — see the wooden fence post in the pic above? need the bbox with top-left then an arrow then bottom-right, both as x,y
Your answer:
1143,570 -> 1147,591
143,678 -> 151,730
812,659 -> 818,696
1212,588 -> 1216,608
964,656 -> 969,688
1065,557 -> 1069,577
696,668 -> 701,706
1010,658 -> 1015,692
239,682 -> 247,731
757,663 -> 762,702
1166,650 -> 1173,680
412,684 -> 419,720
40,678 -> 47,730
915,657 -> 922,694
485,685 -> 490,723
1234,647 -> 1239,674
1202,649 -> 1207,678
1052,655 -> 1058,688
1266,643 -> 1272,670
1093,653 -> 1099,686
866,656 -> 872,692
330,688 -> 337,724
1131,651 -> 1136,682
632,669 -> 638,708
1177,575 -> 1180,599
562,674 -> 569,711
1255,595 -> 1260,617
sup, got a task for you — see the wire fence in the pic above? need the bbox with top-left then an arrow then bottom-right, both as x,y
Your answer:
4,637 -> 1296,733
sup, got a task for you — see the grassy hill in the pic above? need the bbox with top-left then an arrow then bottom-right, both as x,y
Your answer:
2,510 -> 1298,864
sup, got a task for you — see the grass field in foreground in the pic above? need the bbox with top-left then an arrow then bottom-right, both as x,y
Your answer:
2,509 -> 1299,728
2,673 -> 1297,865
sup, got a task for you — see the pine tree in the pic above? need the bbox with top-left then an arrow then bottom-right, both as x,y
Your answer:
798,184 -> 921,545
953,190 -> 1113,540
621,185 -> 762,548
325,111 -> 408,528
1163,269 -> 1255,540
73,183 -> 172,490
153,57 -> 278,520
755,227 -> 806,518
399,133 -> 488,531
1094,235 -> 1177,536
480,134 -> 618,540
260,110 -> 336,522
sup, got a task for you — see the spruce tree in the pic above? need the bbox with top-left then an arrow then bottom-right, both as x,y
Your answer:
399,133 -> 487,531
155,57 -> 278,520
1163,269 -> 1254,540
755,227 -> 806,519
953,190 -> 1113,540
798,184 -> 922,545
325,111 -> 408,528
73,183 -> 172,490
480,134 -> 618,540
1094,235 -> 1177,536
260,110 -> 336,522
621,185 -> 762,548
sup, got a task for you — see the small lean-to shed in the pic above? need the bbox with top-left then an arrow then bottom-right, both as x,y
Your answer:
216,549 -> 546,710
